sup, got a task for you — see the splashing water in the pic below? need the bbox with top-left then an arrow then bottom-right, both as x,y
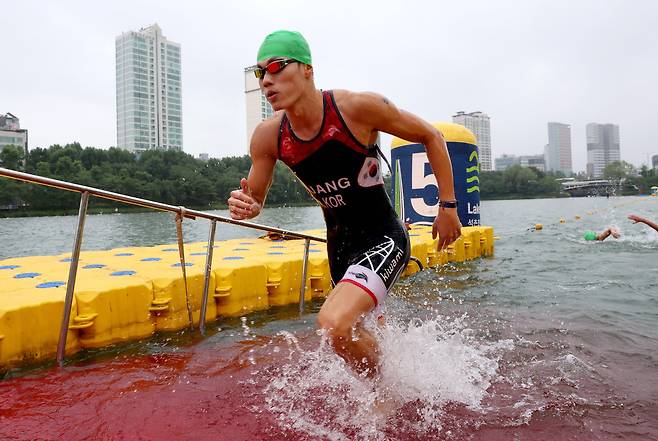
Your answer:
261,315 -> 512,441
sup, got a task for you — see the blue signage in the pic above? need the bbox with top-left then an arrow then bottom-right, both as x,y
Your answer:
391,139 -> 480,226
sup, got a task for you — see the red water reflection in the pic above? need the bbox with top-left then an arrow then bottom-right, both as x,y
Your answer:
1,332 -> 656,441
0,338 -> 301,440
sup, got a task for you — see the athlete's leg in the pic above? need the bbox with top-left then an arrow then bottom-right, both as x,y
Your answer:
316,282 -> 380,377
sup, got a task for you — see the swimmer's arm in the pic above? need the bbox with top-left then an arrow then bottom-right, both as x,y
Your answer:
628,214 -> 658,232
227,119 -> 278,219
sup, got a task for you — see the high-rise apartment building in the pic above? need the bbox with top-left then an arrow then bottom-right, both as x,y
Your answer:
494,153 -> 545,172
0,112 -> 28,157
452,111 -> 491,171
244,66 -> 274,142
494,154 -> 517,172
116,24 -> 183,153
519,154 -> 545,172
586,123 -> 620,178
544,122 -> 572,175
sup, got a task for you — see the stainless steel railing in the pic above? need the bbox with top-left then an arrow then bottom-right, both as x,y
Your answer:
0,167 -> 326,366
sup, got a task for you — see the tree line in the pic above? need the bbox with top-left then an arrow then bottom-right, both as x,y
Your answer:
597,160 -> 658,195
478,166 -> 565,199
1,143 -> 655,214
479,161 -> 656,199
0,143 -> 313,211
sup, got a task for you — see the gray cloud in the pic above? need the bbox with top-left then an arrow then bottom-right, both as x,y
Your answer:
2,0 -> 657,171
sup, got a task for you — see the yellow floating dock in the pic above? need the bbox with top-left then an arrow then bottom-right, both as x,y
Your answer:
0,225 -> 493,368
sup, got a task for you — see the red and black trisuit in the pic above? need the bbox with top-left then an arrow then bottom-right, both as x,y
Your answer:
277,90 -> 410,309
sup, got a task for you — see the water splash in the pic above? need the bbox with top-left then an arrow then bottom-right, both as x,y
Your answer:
262,315 -> 512,440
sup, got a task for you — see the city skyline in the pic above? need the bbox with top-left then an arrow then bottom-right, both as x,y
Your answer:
2,1 -> 657,171
493,121 -> 630,176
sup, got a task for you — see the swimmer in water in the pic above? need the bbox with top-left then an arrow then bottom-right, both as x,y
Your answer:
227,30 -> 461,377
583,227 -> 620,241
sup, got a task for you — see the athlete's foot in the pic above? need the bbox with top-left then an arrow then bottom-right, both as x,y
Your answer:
370,380 -> 399,418
330,329 -> 381,378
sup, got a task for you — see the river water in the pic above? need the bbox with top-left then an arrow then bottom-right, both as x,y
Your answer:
1,196 -> 657,440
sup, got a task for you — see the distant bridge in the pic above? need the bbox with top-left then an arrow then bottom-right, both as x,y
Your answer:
560,179 -> 620,197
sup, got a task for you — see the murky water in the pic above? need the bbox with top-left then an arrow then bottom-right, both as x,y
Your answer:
0,205 -> 323,259
1,196 -> 657,440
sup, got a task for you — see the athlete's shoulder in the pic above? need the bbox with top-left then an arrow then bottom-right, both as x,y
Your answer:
250,112 -> 284,159
254,110 -> 285,134
333,90 -> 390,113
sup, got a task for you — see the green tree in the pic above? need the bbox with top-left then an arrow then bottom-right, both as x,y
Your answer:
626,165 -> 657,194
478,168 -> 564,199
24,147 -> 50,173
80,147 -> 109,169
603,160 -> 635,180
504,165 -> 538,194
0,177 -> 27,207
0,145 -> 25,171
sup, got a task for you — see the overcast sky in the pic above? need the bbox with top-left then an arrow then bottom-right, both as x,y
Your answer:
3,0 -> 657,171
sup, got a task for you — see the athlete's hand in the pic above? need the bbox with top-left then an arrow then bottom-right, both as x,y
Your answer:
628,214 -> 645,224
228,178 -> 261,220
432,208 -> 462,250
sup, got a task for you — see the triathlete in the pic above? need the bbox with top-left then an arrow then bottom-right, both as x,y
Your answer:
228,30 -> 461,377
583,227 -> 620,241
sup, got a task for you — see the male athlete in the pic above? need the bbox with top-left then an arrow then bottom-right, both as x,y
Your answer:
228,30 -> 461,377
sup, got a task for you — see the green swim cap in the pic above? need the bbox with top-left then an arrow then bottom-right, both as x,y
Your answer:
583,231 -> 597,241
257,30 -> 312,65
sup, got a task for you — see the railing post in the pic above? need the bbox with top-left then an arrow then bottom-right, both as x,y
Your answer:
199,220 -> 217,335
56,191 -> 89,367
299,238 -> 311,314
174,209 -> 194,330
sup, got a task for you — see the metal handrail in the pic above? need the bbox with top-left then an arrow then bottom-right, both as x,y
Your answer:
0,167 -> 325,366
0,167 -> 326,242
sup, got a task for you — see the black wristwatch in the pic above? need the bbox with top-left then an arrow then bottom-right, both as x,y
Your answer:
439,200 -> 458,209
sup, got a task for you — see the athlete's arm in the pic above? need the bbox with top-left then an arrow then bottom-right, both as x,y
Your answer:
628,214 -> 658,232
227,117 -> 279,220
340,91 -> 461,249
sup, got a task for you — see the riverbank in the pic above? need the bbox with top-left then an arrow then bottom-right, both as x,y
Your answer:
0,201 -> 317,218
3,191 -> 649,218
0,194 -> 594,218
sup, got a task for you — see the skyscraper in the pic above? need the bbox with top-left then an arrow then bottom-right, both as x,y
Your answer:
452,111 -> 491,171
115,24 -> 183,153
244,66 -> 274,142
586,123 -> 620,178
544,122 -> 572,175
